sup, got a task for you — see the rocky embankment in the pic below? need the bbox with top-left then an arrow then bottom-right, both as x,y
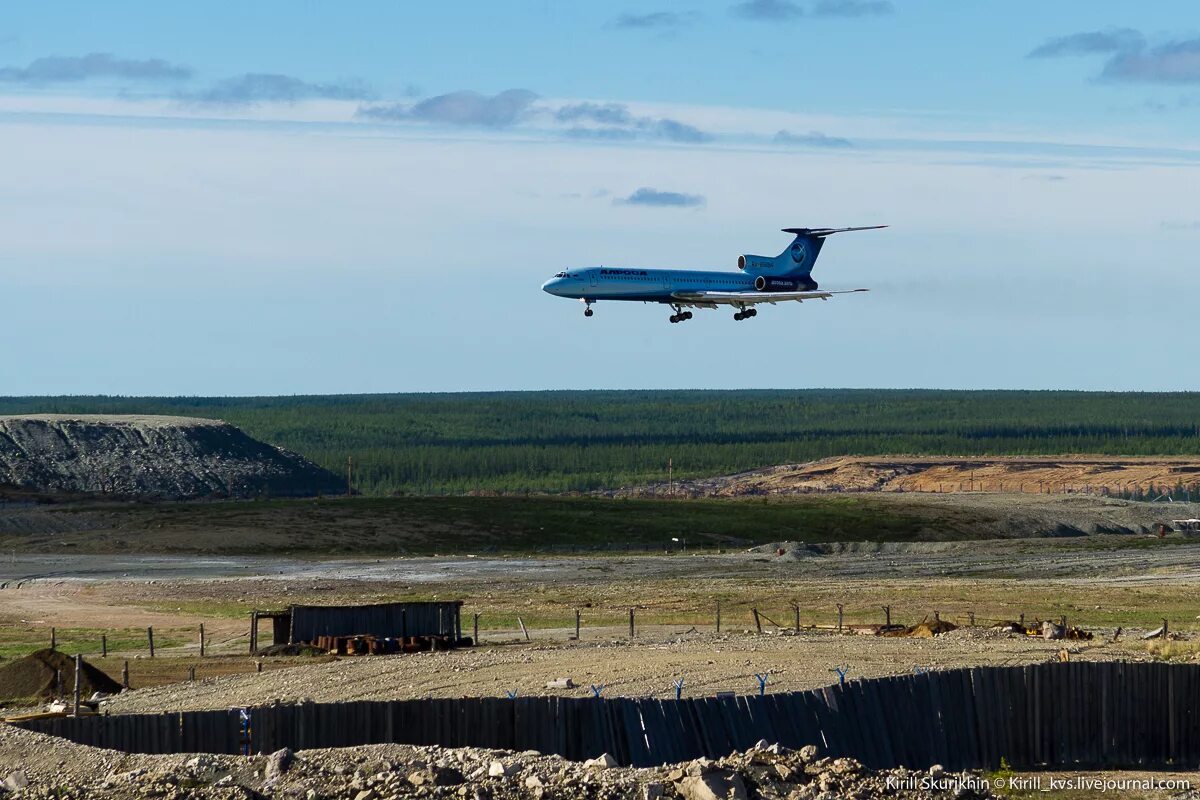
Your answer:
0,415 -> 343,499
0,724 -> 995,800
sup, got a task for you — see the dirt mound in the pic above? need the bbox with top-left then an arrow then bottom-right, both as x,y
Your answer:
0,414 -> 343,499
0,649 -> 122,704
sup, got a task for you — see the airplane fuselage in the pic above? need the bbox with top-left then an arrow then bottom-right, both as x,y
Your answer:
541,267 -> 814,303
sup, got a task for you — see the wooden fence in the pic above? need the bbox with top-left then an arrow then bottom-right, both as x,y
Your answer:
13,661 -> 1200,770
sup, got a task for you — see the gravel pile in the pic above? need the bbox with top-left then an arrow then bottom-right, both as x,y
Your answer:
0,722 -> 995,800
0,414 -> 342,499
0,650 -> 122,705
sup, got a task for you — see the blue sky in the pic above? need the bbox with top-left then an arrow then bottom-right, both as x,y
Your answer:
2,1 -> 1199,395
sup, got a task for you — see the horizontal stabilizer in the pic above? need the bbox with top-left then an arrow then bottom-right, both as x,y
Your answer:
782,225 -> 887,238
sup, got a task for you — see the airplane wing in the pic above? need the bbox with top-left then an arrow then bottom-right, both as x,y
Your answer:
670,288 -> 868,308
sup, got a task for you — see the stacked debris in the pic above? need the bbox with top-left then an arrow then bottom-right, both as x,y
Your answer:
0,650 -> 121,706
0,724 -> 999,799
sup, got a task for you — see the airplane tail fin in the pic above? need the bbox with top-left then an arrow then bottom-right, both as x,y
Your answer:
774,226 -> 886,283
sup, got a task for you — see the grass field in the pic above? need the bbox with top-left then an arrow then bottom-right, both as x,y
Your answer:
1,494 -> 1000,555
3,390 -> 1199,494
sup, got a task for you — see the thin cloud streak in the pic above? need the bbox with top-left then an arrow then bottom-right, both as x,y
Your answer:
812,0 -> 892,17
0,52 -> 192,83
181,73 -> 372,106
1027,29 -> 1143,58
774,129 -> 853,147
358,89 -> 539,127
612,11 -> 701,30
731,0 -> 804,21
554,101 -> 714,142
616,187 -> 706,207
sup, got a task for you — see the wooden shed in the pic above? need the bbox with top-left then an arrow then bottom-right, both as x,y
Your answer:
250,600 -> 466,654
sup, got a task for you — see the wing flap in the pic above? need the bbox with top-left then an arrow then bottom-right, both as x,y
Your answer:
671,288 -> 867,306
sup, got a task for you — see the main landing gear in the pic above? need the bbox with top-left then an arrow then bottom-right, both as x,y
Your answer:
669,305 -> 693,324
583,301 -> 594,317
733,308 -> 758,321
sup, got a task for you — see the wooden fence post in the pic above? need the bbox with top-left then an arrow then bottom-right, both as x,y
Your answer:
101,634 -> 107,658
968,611 -> 975,626
256,660 -> 263,673
629,608 -> 635,638
249,611 -> 258,654
837,604 -> 844,633
121,660 -> 129,689
752,607 -> 762,635
473,612 -> 480,645
147,626 -> 155,658
51,627 -> 56,650
882,605 -> 891,627
188,665 -> 196,682
574,610 -> 581,640
199,624 -> 205,657
715,600 -> 721,633
72,654 -> 81,716
793,603 -> 800,633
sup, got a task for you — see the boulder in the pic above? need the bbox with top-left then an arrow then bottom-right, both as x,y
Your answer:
676,771 -> 749,800
265,748 -> 294,781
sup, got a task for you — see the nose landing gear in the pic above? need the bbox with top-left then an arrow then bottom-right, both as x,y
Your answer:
733,308 -> 758,321
583,300 -> 594,317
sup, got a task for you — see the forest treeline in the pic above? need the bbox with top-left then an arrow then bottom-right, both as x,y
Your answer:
2,390 -> 1198,494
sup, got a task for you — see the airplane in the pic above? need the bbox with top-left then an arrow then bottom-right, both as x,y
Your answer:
541,225 -> 884,322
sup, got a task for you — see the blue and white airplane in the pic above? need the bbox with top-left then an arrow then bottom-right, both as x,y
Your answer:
542,225 -> 883,323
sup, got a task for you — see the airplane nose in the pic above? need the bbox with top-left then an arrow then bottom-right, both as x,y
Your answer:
542,277 -> 563,295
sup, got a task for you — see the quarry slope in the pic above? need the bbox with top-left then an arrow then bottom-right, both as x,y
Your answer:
0,414 -> 343,499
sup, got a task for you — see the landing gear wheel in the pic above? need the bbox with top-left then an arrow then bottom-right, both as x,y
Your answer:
746,308 -> 757,318
584,307 -> 594,317
734,312 -> 744,321
669,314 -> 679,323
682,311 -> 693,320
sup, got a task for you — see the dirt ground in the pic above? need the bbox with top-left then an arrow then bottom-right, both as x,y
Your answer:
100,626 -> 1152,713
4,535 -> 1200,703
5,504 -> 1200,798
625,455 -> 1200,496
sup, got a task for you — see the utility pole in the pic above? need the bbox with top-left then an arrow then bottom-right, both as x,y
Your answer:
668,457 -> 674,498
346,456 -> 353,496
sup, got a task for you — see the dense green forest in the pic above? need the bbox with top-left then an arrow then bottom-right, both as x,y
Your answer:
2,391 -> 1199,494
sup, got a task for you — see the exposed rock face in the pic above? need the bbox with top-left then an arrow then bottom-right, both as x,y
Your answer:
0,414 -> 343,499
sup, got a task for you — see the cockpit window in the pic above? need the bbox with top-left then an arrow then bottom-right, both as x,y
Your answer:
554,271 -> 568,278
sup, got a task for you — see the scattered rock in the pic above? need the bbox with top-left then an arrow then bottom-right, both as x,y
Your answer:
265,748 -> 294,781
3,771 -> 29,792
676,770 -> 750,800
584,753 -> 618,769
